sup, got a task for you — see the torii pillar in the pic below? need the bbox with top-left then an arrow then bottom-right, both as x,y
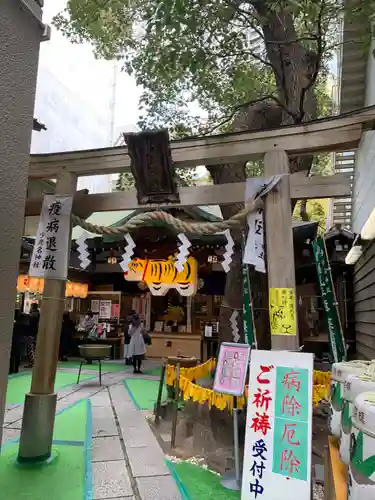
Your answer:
264,151 -> 299,350
0,1 -> 45,446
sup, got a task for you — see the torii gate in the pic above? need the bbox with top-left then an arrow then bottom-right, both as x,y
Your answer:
5,105 -> 375,463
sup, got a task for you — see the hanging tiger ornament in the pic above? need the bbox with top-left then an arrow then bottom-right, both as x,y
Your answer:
124,255 -> 198,296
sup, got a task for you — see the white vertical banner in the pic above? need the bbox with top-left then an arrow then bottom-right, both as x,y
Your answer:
245,209 -> 265,273
29,195 -> 73,280
243,177 -> 280,273
241,350 -> 313,500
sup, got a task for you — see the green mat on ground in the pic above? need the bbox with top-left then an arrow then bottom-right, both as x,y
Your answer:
58,360 -> 129,372
0,400 -> 90,500
7,371 -> 94,405
143,366 -> 162,377
124,378 -> 167,410
169,461 -> 240,500
54,400 -> 88,442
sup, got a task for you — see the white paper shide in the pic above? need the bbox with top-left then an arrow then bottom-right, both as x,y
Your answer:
76,231 -> 91,270
29,195 -> 73,280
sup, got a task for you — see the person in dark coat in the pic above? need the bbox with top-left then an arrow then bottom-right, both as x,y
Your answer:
25,302 -> 40,368
9,310 -> 28,374
123,310 -> 135,365
59,311 -> 75,361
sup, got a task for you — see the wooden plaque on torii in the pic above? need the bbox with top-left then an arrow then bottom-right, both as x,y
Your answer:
124,129 -> 180,205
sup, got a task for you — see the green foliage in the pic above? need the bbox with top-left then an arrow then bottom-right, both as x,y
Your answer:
55,0 -> 373,176
54,0 -> 364,133
116,171 -> 134,191
294,199 -> 327,233
116,167 -> 196,191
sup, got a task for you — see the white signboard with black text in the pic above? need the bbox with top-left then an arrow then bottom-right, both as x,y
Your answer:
99,300 -> 112,319
29,195 -> 73,280
241,350 -> 313,500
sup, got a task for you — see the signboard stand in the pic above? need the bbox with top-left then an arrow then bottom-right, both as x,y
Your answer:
221,396 -> 242,491
213,342 -> 251,492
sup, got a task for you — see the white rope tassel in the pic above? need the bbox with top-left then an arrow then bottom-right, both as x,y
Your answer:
231,310 -> 240,343
175,233 -> 191,272
222,229 -> 234,273
76,231 -> 91,269
120,233 -> 136,272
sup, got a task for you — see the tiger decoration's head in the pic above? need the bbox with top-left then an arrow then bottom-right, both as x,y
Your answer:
125,258 -> 146,282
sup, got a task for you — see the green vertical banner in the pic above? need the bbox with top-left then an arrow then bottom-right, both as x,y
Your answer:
242,235 -> 257,348
312,236 -> 346,363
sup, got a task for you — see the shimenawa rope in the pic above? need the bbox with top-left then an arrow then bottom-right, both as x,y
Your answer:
72,197 -> 262,236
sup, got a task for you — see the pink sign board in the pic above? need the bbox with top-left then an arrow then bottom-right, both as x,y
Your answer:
213,342 -> 251,396
111,303 -> 120,318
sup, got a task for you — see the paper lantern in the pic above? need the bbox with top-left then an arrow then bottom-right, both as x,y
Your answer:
29,277 -> 41,293
65,282 -> 73,297
17,275 -> 29,292
17,275 -> 44,293
72,282 -> 82,298
79,283 -> 88,298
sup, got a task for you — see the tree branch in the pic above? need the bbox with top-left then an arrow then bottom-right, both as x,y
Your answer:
201,94 -> 287,136
297,0 -> 326,123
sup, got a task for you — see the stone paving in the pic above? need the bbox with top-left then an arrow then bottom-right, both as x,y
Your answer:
1,361 -> 182,500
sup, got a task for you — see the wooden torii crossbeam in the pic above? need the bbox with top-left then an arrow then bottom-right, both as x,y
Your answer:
26,105 -> 375,216
25,173 -> 351,216
28,105 -> 375,178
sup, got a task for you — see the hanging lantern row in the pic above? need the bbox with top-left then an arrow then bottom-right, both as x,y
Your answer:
17,275 -> 88,298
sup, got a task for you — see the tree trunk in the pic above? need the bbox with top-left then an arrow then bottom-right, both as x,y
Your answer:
209,5 -> 319,346
207,162 -> 246,343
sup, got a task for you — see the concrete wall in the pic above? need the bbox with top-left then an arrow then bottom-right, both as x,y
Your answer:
352,36 -> 375,233
0,0 -> 43,441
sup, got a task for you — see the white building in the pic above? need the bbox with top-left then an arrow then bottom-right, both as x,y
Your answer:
31,0 -> 141,195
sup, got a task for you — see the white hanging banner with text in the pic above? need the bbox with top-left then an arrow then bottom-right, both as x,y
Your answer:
29,195 -> 73,280
241,350 -> 313,500
243,177 -> 279,273
245,208 -> 265,273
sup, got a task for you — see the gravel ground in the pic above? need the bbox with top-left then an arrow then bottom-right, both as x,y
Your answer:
313,483 -> 324,500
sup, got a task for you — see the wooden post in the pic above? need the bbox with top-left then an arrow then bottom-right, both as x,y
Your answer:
154,360 -> 166,425
170,362 -> 181,449
18,170 -> 77,462
264,151 -> 299,350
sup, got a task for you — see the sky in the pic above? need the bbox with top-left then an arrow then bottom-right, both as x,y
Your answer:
41,0 -> 142,136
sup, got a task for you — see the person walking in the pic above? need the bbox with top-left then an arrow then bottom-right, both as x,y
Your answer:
25,302 -> 39,368
59,311 -> 75,361
128,313 -> 146,374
